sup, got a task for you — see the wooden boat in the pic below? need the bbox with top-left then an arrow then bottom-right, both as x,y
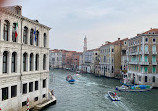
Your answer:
116,85 -> 152,92
108,91 -> 120,101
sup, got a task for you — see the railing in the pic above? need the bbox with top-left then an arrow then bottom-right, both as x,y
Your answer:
152,62 -> 157,65
144,51 -> 149,54
152,51 -> 157,55
139,62 -> 149,65
129,61 -> 138,64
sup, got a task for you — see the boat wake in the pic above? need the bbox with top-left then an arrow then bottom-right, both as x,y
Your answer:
104,94 -> 133,111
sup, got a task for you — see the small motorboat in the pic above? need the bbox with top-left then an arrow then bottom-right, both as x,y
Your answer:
108,91 -> 120,101
66,75 -> 75,84
116,85 -> 152,92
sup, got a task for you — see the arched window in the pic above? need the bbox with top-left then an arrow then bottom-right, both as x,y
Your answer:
153,76 -> 155,82
23,53 -> 27,71
3,51 -> 8,73
43,54 -> 46,70
35,30 -> 39,46
23,26 -> 28,44
30,53 -> 33,71
35,54 -> 39,71
11,52 -> 16,72
12,23 -> 16,42
30,29 -> 34,45
44,33 -> 46,47
3,20 -> 9,41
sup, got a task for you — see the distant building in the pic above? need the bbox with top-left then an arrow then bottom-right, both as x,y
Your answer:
49,49 -> 62,68
80,48 -> 99,73
127,28 -> 158,87
49,49 -> 81,71
0,6 -> 50,110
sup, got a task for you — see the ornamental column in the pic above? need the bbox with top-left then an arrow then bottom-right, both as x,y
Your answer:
9,24 -> 12,42
0,52 -> 2,74
0,21 -> 4,40
8,53 -> 12,74
27,28 -> 30,45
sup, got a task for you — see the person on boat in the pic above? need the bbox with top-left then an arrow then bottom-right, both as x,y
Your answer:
114,92 -> 117,97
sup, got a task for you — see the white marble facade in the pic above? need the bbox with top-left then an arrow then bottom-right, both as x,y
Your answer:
0,6 -> 51,111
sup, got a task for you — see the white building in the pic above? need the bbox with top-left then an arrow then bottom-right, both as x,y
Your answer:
49,50 -> 62,68
0,6 -> 51,110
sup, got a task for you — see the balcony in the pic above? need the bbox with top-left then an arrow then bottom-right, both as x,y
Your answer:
144,51 -> 149,55
139,51 -> 142,55
129,61 -> 138,64
129,52 -> 139,55
152,51 -> 157,55
152,62 -> 157,65
139,62 -> 149,65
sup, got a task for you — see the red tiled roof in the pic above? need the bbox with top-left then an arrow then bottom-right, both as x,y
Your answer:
142,28 -> 158,34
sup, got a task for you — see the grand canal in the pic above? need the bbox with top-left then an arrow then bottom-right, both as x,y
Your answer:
44,69 -> 158,111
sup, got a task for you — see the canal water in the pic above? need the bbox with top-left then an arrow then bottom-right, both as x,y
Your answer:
44,69 -> 158,111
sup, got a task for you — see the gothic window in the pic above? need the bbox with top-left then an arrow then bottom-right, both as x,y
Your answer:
43,54 -> 46,70
35,54 -> 39,71
35,30 -> 39,46
44,33 -> 46,47
12,23 -> 16,42
23,53 -> 27,71
11,52 -> 16,72
30,29 -> 34,45
3,20 -> 9,41
30,53 -> 33,71
3,51 -> 8,73
23,26 -> 28,44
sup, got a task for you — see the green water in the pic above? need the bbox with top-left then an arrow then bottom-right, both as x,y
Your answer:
44,69 -> 158,111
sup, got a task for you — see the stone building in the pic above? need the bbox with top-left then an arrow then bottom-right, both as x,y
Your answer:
0,6 -> 50,110
99,38 -> 128,77
127,28 -> 158,87
80,48 -> 99,73
49,49 -> 62,69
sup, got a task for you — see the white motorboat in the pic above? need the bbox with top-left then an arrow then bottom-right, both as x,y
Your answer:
108,91 -> 120,101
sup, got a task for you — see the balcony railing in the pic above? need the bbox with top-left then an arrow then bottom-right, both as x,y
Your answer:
152,51 -> 157,55
129,61 -> 138,64
139,62 -> 149,65
144,51 -> 149,55
129,52 -> 139,55
152,62 -> 157,65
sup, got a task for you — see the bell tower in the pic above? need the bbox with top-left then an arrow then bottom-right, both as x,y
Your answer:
83,36 -> 87,52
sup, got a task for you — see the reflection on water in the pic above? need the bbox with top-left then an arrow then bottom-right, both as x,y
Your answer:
44,69 -> 158,111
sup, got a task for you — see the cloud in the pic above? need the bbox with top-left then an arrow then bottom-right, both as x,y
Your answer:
6,0 -> 158,52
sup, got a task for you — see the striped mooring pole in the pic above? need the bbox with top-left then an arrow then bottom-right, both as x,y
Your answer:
27,98 -> 29,111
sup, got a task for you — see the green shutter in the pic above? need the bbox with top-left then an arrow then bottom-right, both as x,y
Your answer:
152,56 -> 156,62
153,66 -> 156,73
144,67 -> 148,73
145,56 -> 148,62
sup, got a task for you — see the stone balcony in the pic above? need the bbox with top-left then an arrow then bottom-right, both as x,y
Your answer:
129,61 -> 138,64
152,51 -> 157,55
129,52 -> 139,55
152,62 -> 157,65
139,62 -> 149,65
144,51 -> 149,55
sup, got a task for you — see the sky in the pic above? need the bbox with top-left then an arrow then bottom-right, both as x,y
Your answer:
3,0 -> 158,52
